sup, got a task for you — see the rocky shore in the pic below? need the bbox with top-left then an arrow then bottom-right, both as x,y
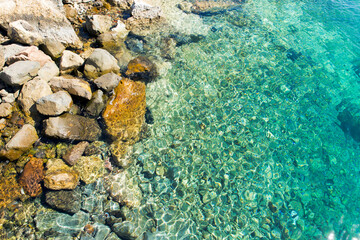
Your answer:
0,0 -> 244,239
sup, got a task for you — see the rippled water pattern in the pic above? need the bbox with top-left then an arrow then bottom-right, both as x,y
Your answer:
133,0 -> 360,239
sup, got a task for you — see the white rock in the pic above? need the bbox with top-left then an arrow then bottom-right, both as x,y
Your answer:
7,20 -> 43,45
36,91 -> 73,116
0,60 -> 40,86
2,93 -> 15,103
111,20 -> 130,39
85,15 -> 113,36
6,46 -> 52,67
131,0 -> 162,19
0,103 -> 12,117
84,48 -> 120,79
59,50 -> 84,73
18,78 -> 53,115
1,44 -> 29,62
38,61 -> 60,81
5,124 -> 38,151
49,76 -> 92,100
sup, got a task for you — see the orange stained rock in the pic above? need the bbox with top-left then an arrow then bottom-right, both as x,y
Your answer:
19,157 -> 44,197
102,78 -> 146,144
0,175 -> 21,209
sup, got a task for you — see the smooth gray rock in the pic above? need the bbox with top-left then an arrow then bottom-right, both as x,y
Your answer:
0,60 -> 40,86
84,49 -> 120,79
85,15 -> 112,36
0,103 -> 12,117
38,61 -> 60,81
94,72 -> 121,92
85,90 -> 108,117
7,19 -> 43,45
59,50 -> 84,73
36,91 -> 73,116
45,188 -> 81,214
49,76 -> 92,100
44,113 -> 102,141
18,78 -> 53,115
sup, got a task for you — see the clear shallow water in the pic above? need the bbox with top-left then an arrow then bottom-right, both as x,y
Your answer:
133,0 -> 360,239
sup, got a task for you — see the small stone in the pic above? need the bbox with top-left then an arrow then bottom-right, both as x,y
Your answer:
0,61 -> 40,86
7,20 -> 43,46
6,46 -> 52,67
49,75 -> 92,100
85,90 -> 108,117
17,78 -> 53,115
111,20 -> 130,39
45,188 -> 81,214
19,158 -> 44,197
40,39 -> 66,59
0,103 -> 12,117
59,50 -> 84,73
94,72 -> 122,92
85,15 -> 113,36
44,113 -> 102,141
2,93 -> 15,103
63,141 -> 89,166
37,61 -> 60,81
44,169 -> 79,190
125,56 -> 158,83
93,223 -> 111,239
36,91 -> 73,116
84,48 -> 120,79
73,155 -> 106,184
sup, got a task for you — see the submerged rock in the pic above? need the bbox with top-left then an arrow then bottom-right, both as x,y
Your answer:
181,0 -> 243,15
85,90 -> 108,117
19,157 -> 44,197
0,174 -> 21,209
44,113 -> 102,141
93,72 -> 122,93
63,141 -> 89,166
0,60 -> 40,86
44,163 -> 79,190
125,56 -> 158,83
45,188 -> 81,214
36,91 -> 73,116
73,155 -> 106,184
83,48 -> 120,79
131,0 -> 162,19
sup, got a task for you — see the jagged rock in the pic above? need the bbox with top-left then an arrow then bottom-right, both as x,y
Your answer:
111,20 -> 130,39
45,188 -> 81,214
125,56 -> 158,82
0,103 -> 12,117
1,44 -> 29,62
105,170 -> 142,208
108,0 -> 133,10
49,76 -> 92,100
0,124 -> 38,161
6,45 -> 52,67
0,60 -> 40,86
131,0 -> 162,19
18,77 -> 53,116
0,174 -> 21,209
73,155 -> 106,184
7,20 -> 43,46
40,39 -> 66,59
18,157 -> 44,197
85,15 -> 113,36
85,90 -> 108,117
44,113 -> 102,141
0,0 -> 82,48
36,91 -> 73,116
83,48 -> 120,79
94,72 -> 122,92
102,78 -> 146,143
59,50 -> 84,73
63,141 -> 89,166
37,61 -> 60,81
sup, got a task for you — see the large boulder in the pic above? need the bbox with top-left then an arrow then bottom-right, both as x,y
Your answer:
17,78 -> 53,116
0,60 -> 40,86
0,0 -> 82,48
43,113 -> 102,141
48,76 -> 92,100
36,91 -> 73,116
83,49 -> 120,79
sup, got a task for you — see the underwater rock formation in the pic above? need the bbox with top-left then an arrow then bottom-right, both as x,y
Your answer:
125,56 -> 158,83
0,174 -> 21,209
19,157 -> 44,197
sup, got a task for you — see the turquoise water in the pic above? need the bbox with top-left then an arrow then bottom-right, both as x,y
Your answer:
133,0 -> 360,239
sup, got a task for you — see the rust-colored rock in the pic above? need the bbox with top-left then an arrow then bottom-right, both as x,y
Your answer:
125,56 -> 158,83
102,78 -> 146,144
18,157 -> 44,197
0,174 -> 21,209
